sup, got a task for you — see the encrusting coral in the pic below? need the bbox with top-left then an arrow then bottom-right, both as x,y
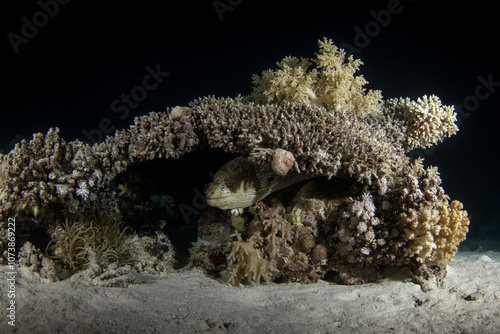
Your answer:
0,38 -> 469,289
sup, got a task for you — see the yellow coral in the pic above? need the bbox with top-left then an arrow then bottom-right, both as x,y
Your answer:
249,56 -> 318,105
385,95 -> 459,151
431,200 -> 469,263
401,200 -> 469,264
313,38 -> 382,116
247,38 -> 382,117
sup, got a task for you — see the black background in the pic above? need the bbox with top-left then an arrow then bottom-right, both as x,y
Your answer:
1,0 -> 499,236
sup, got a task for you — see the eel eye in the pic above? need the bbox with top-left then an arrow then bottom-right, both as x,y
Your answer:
220,185 -> 227,192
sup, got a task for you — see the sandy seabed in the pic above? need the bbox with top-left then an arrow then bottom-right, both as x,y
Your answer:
1,240 -> 499,334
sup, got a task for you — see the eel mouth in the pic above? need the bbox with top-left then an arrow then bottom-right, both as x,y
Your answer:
206,193 -> 250,210
206,195 -> 230,202
206,195 -> 232,206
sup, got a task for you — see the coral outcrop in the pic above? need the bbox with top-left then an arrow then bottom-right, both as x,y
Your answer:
0,38 -> 468,289
18,241 -> 59,282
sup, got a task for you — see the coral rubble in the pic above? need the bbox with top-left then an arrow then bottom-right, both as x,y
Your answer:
0,38 -> 468,289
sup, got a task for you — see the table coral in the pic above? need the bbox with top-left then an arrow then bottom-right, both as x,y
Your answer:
0,38 -> 469,289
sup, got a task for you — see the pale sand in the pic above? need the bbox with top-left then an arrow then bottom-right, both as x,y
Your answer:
1,242 -> 499,333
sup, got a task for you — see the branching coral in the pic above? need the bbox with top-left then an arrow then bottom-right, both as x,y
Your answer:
399,199 -> 469,264
384,95 -> 459,151
334,191 -> 383,264
373,159 -> 469,266
0,128 -> 88,217
0,107 -> 199,223
248,38 -> 383,117
226,232 -> 278,286
193,96 -> 408,183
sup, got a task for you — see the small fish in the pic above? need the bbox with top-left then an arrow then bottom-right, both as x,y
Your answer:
206,157 -> 312,215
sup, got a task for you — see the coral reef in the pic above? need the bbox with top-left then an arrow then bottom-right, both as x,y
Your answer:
69,249 -> 141,288
193,96 -> 408,183
391,160 -> 470,265
0,38 -> 468,289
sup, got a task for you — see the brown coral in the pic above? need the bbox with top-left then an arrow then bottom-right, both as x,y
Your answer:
18,241 -> 59,282
226,233 -> 278,286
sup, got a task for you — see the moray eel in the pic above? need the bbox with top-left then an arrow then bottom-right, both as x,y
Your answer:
206,157 -> 312,215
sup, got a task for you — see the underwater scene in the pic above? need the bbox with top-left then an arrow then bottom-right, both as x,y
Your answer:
1,1 -> 499,333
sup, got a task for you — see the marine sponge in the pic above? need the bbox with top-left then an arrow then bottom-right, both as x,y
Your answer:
384,95 -> 459,151
271,148 -> 295,176
248,38 -> 383,117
